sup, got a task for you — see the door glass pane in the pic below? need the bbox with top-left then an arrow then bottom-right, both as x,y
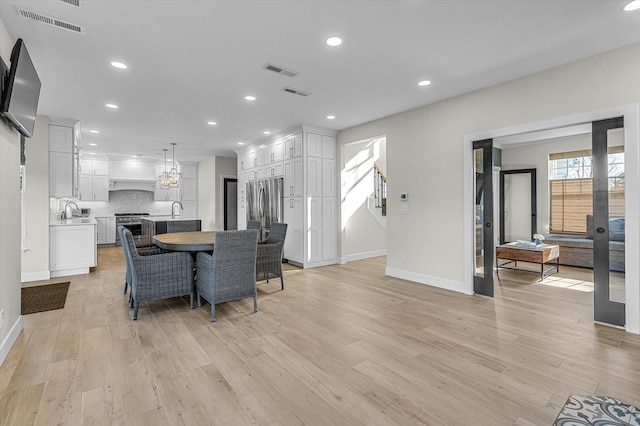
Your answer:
607,128 -> 625,303
503,173 -> 531,242
474,148 -> 484,278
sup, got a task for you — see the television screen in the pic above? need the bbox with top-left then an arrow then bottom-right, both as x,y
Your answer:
1,39 -> 41,138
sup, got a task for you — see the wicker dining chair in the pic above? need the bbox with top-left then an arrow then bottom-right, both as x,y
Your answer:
118,226 -> 166,299
121,227 -> 195,320
256,222 -> 287,290
247,220 -> 261,231
195,229 -> 259,322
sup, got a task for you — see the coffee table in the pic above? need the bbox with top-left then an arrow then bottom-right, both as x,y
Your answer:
496,242 -> 560,281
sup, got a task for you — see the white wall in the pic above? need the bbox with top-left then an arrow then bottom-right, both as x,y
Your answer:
214,156 -> 237,231
21,116 -> 50,282
0,16 -> 23,365
337,42 -> 640,294
341,137 -> 387,260
197,156 -> 237,231
198,157 -> 216,231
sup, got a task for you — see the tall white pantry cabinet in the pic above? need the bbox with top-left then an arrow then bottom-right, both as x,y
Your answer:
236,124 -> 337,268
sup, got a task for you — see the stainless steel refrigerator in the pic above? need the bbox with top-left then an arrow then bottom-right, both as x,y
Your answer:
246,177 -> 284,240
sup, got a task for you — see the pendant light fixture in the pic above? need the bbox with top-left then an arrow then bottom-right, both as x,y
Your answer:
168,142 -> 181,188
159,148 -> 170,189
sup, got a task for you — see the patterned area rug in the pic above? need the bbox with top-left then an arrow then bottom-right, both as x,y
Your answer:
21,282 -> 70,315
554,395 -> 640,425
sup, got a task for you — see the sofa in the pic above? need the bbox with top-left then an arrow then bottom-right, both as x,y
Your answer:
544,215 -> 625,272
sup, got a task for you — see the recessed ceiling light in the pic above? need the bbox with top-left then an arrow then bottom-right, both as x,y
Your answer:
263,131 -> 271,135
89,129 -> 99,134
110,61 -> 127,69
624,0 -> 640,11
131,155 -> 137,158
326,115 -> 336,120
326,36 -> 342,47
88,152 -> 96,155
89,143 -> 97,146
245,95 -> 256,101
105,103 -> 118,109
207,121 -> 217,126
418,80 -> 432,87
238,142 -> 245,145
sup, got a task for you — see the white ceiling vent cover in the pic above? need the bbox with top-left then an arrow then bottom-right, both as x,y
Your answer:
263,63 -> 299,78
17,7 -> 85,34
60,0 -> 83,7
282,87 -> 311,97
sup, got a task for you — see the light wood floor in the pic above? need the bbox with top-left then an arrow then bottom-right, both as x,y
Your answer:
2,248 -> 640,425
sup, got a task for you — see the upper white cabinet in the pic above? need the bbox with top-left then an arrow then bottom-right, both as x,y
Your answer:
236,125 -> 336,268
180,163 -> 198,180
109,159 -> 156,180
78,175 -> 109,201
79,158 -> 108,176
49,122 -> 78,198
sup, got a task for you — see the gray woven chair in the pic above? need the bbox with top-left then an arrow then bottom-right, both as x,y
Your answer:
118,226 -> 167,299
195,229 -> 259,322
121,227 -> 195,320
247,220 -> 261,231
256,222 -> 288,290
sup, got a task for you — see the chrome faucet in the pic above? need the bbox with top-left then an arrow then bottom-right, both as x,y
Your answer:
171,201 -> 183,219
63,201 -> 79,219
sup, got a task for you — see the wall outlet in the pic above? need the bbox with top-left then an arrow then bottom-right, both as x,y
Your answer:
401,205 -> 409,215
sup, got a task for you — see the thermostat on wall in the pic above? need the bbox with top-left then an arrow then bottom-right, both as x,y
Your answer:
400,193 -> 408,201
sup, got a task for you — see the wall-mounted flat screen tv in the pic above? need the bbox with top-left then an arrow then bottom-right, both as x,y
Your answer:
1,38 -> 41,138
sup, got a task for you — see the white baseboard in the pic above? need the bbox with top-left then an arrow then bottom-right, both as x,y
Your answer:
51,267 -> 89,278
385,267 -> 472,295
0,315 -> 24,367
345,249 -> 387,263
21,270 -> 51,283
338,257 -> 347,265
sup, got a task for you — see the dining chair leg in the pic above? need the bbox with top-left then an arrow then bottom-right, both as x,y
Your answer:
133,302 -> 140,320
253,294 -> 258,313
123,281 -> 128,294
189,293 -> 194,309
280,276 -> 284,290
210,304 -> 216,323
197,293 -> 202,308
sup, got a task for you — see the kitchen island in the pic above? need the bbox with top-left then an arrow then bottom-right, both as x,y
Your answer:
50,217 -> 97,277
141,216 -> 202,246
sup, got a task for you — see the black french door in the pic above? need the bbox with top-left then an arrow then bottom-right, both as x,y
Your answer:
473,139 -> 494,297
592,118 -> 625,327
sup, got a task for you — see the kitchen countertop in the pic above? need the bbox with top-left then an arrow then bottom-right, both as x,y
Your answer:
142,216 -> 201,222
50,218 -> 98,226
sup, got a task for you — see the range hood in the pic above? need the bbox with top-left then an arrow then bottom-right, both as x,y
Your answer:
109,180 -> 156,192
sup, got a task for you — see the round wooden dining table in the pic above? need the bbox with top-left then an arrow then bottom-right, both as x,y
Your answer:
152,231 -> 215,252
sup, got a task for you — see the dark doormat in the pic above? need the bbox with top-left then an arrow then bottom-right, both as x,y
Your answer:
21,282 -> 70,315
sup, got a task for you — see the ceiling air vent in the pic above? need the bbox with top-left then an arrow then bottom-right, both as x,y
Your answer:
17,7 -> 85,34
263,63 -> 299,78
60,0 -> 83,7
281,87 -> 311,97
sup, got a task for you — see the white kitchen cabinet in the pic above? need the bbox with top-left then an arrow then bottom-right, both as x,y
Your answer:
50,224 -> 97,277
79,175 -> 109,201
180,178 -> 198,201
50,151 -> 74,198
80,158 -> 109,175
110,160 -> 156,180
236,125 -> 336,268
50,125 -> 74,152
180,201 -> 197,218
284,133 -> 303,158
96,217 -> 116,245
180,163 -> 198,180
237,170 -> 248,230
283,196 -> 303,264
284,157 -> 303,197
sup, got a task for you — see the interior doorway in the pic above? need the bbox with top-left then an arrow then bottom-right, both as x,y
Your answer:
224,178 -> 237,230
464,105 -> 639,333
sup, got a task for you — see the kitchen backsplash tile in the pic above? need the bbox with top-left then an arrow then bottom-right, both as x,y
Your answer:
53,190 -> 179,218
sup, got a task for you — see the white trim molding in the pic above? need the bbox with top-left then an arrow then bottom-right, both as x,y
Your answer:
386,267 -> 471,295
0,315 -> 23,367
21,270 -> 50,283
346,249 -> 387,263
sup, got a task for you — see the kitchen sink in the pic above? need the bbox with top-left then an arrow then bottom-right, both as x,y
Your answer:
68,218 -> 94,224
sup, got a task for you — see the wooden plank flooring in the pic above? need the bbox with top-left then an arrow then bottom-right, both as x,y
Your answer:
2,247 -> 640,425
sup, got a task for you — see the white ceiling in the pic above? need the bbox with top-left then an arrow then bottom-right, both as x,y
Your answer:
1,0 -> 639,163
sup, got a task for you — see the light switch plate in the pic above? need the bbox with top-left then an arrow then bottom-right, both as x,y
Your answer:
401,205 -> 409,215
